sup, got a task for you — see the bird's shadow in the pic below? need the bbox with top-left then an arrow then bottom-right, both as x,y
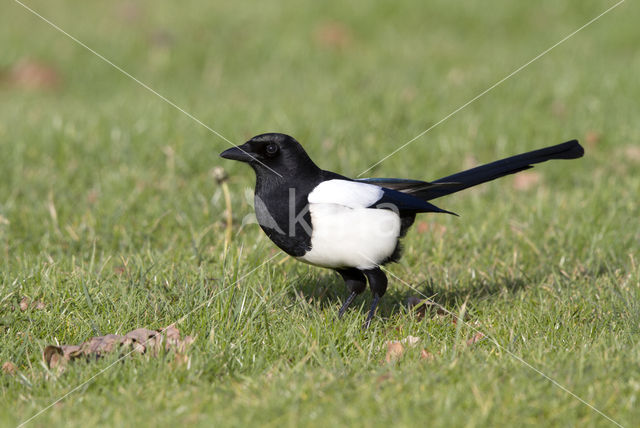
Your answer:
289,269 -> 529,320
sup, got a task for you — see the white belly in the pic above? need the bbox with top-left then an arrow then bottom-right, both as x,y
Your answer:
298,203 -> 401,270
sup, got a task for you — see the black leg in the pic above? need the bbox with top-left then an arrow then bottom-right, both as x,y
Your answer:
363,294 -> 380,329
338,291 -> 358,318
363,268 -> 388,329
336,268 -> 366,318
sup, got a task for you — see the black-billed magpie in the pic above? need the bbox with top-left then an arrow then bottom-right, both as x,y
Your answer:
220,133 -> 584,328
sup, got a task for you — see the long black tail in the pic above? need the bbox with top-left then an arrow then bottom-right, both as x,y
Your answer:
421,140 -> 584,201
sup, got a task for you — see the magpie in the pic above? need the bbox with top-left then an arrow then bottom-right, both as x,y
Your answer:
220,133 -> 584,328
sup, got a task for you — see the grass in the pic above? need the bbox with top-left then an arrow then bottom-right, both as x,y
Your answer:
1,0 -> 639,426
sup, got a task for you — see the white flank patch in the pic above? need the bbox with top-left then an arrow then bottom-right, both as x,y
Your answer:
298,203 -> 401,270
308,179 -> 383,208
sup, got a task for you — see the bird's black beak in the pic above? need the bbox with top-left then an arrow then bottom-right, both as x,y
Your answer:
220,145 -> 254,163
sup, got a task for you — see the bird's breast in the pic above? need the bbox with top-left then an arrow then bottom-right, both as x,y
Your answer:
298,203 -> 401,270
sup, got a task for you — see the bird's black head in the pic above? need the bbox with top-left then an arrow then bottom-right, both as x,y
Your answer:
220,133 -> 319,178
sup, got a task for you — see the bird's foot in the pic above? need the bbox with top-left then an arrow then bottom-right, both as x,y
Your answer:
363,294 -> 381,329
338,291 -> 358,319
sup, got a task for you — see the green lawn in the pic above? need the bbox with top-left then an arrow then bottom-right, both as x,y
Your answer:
1,0 -> 639,426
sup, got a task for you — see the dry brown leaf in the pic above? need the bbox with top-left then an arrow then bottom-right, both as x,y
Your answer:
123,328 -> 162,355
420,349 -> 435,361
83,334 -> 124,355
415,222 -> 447,236
401,336 -> 420,347
585,131 -> 601,148
43,326 -> 194,369
19,297 -> 45,311
43,345 -> 82,370
19,297 -> 29,312
173,353 -> 190,367
313,21 -> 352,49
2,361 -> 17,375
384,336 -> 421,363
466,332 -> 485,346
385,341 -> 404,363
513,171 -> 541,191
7,59 -> 61,90
43,346 -> 63,369
124,328 -> 158,344
416,221 -> 429,234
164,324 -> 194,353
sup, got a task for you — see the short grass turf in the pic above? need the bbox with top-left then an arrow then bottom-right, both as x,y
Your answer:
1,0 -> 639,427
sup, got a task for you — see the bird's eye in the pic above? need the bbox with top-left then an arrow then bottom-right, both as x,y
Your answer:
265,143 -> 279,156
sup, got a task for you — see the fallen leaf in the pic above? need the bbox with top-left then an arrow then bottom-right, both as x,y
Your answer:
43,345 -> 82,370
164,324 -> 194,353
466,332 -> 485,346
385,341 -> 404,363
401,336 -> 420,347
43,326 -> 194,369
19,297 -> 46,311
7,59 -> 61,90
83,334 -> 124,355
420,349 -> 435,361
124,328 -> 159,343
173,353 -> 190,367
2,361 -> 17,375
123,328 -> 161,355
415,221 -> 447,236
585,131 -> 601,148
313,21 -> 352,49
513,171 -> 541,191
384,335 -> 421,363
416,221 -> 429,234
